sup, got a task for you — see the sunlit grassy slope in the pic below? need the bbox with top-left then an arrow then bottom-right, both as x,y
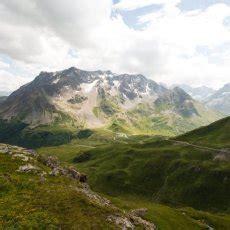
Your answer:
0,147 -> 118,229
177,116 -> 230,148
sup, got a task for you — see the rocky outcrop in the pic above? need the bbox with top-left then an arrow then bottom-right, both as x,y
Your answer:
108,211 -> 156,230
0,145 -> 10,154
214,152 -> 230,162
74,184 -> 112,207
37,155 -> 87,183
129,208 -> 148,218
68,94 -> 88,104
67,166 -> 87,182
0,144 -> 86,183
17,164 -> 40,173
12,153 -> 30,162
128,215 -> 156,230
108,215 -> 134,229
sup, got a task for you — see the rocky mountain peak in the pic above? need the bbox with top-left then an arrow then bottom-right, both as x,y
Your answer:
173,86 -> 193,100
0,67 -> 223,132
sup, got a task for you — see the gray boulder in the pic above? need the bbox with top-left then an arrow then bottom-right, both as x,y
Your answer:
17,164 -> 40,173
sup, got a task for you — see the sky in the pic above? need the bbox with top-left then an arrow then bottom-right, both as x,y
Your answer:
0,0 -> 230,92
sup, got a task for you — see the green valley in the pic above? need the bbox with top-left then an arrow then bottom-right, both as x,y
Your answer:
37,116 -> 230,229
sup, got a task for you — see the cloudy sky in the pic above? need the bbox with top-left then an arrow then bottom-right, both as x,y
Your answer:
0,0 -> 230,92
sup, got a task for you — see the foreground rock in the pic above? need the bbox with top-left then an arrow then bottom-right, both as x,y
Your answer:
17,164 -> 40,173
37,155 -> 87,182
129,208 -> 148,218
108,213 -> 156,230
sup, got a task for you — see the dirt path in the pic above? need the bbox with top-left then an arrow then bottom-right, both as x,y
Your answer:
171,140 -> 230,154
75,144 -> 96,148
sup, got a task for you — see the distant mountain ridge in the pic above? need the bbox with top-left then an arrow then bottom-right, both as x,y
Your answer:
205,83 -> 230,115
179,83 -> 230,115
0,96 -> 7,104
178,84 -> 216,101
0,91 -> 11,96
0,67 -> 224,136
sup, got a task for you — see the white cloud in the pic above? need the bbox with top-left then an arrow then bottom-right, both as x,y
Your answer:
114,0 -> 163,11
136,3 -> 230,88
0,0 -> 229,92
0,60 -> 10,69
113,0 -> 180,11
0,70 -> 28,91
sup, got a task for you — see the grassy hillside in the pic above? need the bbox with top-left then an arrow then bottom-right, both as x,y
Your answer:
37,135 -> 230,229
0,144 -> 117,228
39,139 -> 230,212
1,143 -> 160,229
177,116 -> 230,148
109,196 -> 230,230
0,119 -> 78,148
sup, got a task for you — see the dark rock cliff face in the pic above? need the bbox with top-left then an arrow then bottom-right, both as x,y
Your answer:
113,74 -> 168,100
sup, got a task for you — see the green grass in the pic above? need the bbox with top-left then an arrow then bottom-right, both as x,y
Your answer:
76,143 -> 229,211
177,116 -> 230,148
106,195 -> 230,230
37,134 -> 230,229
99,98 -> 122,116
0,149 -> 119,228
0,119 -> 79,148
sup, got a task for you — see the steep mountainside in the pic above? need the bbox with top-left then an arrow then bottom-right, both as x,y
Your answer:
179,84 -> 216,101
0,67 -> 223,137
205,83 -> 230,115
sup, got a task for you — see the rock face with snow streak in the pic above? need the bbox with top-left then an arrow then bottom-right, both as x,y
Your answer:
0,67 -> 223,134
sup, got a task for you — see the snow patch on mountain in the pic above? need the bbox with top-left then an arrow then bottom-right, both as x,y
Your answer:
52,78 -> 60,84
81,80 -> 99,93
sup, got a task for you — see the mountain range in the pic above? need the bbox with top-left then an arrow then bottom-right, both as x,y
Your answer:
178,84 -> 216,101
179,83 -> 230,115
0,67 -> 223,138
